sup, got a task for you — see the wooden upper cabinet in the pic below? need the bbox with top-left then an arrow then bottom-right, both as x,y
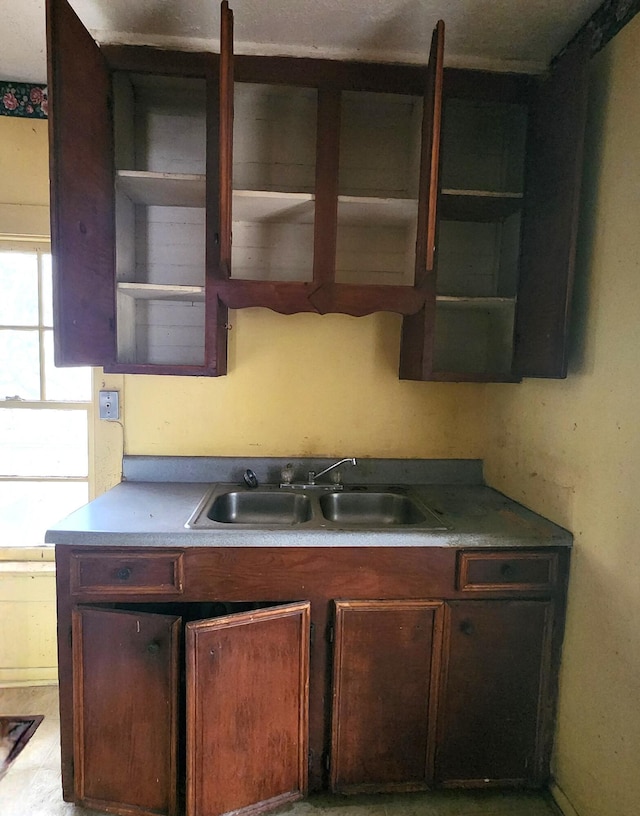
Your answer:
330,600 -> 444,793
186,602 -> 310,816
513,33 -> 590,378
47,0 -> 228,376
400,36 -> 588,382
72,607 -> 181,816
46,0 -> 116,367
215,13 -> 444,317
47,0 -> 586,378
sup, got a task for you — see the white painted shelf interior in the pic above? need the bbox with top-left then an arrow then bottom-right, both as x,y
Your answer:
336,90 -> 422,287
113,72 -> 208,366
434,97 -> 528,375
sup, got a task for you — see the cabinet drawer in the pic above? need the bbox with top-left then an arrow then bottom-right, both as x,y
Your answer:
457,551 -> 558,592
70,550 -> 184,596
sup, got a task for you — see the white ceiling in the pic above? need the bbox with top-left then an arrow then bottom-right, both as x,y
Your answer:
4,0 -> 602,84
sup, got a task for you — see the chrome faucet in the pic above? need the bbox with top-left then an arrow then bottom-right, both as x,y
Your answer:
308,457 -> 357,486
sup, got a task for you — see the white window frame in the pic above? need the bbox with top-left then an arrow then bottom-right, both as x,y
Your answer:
0,239 -> 94,557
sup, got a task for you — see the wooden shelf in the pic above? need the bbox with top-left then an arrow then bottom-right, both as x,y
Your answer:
436,296 -> 516,310
117,171 -> 206,208
117,282 -> 205,302
232,190 -> 315,223
440,189 -> 522,222
337,196 -> 418,226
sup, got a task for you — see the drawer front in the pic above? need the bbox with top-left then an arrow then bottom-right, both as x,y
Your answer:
457,551 -> 558,592
70,550 -> 184,596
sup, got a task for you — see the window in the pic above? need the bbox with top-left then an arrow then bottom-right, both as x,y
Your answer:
0,244 -> 92,548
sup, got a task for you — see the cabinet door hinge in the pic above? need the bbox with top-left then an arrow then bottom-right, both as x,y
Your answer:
323,750 -> 331,772
326,623 -> 334,644
309,622 -> 315,648
68,625 -> 73,648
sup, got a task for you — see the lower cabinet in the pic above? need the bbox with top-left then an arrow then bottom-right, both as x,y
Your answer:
60,547 -> 568,816
435,600 -> 554,786
73,603 -> 310,816
330,600 -> 443,793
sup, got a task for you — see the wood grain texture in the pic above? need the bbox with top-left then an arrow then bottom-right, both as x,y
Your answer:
312,89 -> 341,288
457,551 -> 558,592
398,21 -> 445,379
513,33 -> 590,378
55,544 -> 569,804
435,600 -> 553,786
69,550 -> 184,596
46,0 -> 116,367
186,602 -> 310,816
330,600 -> 444,793
72,607 -> 181,816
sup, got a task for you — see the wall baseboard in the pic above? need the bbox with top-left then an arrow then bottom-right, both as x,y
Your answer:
0,668 -> 58,687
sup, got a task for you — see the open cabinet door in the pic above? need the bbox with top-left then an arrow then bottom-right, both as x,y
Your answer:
72,608 -> 181,816
513,33 -> 590,378
186,602 -> 310,816
204,0 -> 233,375
399,20 -> 445,380
46,0 -> 116,366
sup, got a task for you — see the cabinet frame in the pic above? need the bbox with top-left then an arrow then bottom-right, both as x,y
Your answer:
48,0 -> 585,380
55,544 -> 570,813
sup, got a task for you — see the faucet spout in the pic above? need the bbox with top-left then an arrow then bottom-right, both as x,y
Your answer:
308,457 -> 357,485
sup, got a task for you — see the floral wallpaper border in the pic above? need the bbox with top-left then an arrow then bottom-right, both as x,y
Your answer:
582,0 -> 640,55
1,82 -> 48,119
554,0 -> 640,62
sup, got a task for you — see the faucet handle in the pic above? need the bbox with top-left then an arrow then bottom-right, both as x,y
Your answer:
280,463 -> 295,485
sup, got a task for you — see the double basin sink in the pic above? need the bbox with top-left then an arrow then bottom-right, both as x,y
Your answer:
186,484 -> 447,530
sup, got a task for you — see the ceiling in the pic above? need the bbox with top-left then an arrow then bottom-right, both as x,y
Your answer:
4,0 -> 603,84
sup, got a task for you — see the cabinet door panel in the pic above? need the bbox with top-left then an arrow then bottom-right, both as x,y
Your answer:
72,607 -> 181,816
330,600 -> 444,793
398,20 -> 444,378
186,602 -> 310,816
513,33 -> 589,378
203,0 -> 231,375
46,0 -> 116,366
436,600 -> 553,785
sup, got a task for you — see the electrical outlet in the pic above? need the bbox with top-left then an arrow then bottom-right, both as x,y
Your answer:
98,390 -> 120,421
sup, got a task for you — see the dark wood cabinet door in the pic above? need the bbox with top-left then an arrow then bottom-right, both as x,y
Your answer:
398,20 -> 445,379
72,607 -> 181,816
46,0 -> 116,367
513,33 -> 590,378
330,600 -> 444,793
435,600 -> 554,786
203,0 -> 232,375
416,19 -> 445,282
186,602 -> 310,816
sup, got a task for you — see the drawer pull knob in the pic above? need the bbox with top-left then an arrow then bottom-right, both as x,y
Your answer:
116,567 -> 132,581
500,563 -> 514,577
460,620 -> 474,636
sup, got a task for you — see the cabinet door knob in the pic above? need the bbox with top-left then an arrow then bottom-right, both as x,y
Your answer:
116,566 -> 132,581
147,641 -> 160,654
459,619 -> 474,636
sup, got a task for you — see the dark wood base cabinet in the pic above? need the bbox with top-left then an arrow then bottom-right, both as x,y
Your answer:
55,545 -> 569,816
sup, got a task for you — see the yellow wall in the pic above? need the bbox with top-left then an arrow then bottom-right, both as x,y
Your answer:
484,17 -> 640,816
0,116 -> 50,238
123,310 -> 486,458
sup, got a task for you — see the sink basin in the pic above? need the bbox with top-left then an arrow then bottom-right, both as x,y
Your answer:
207,490 -> 312,525
319,491 -> 427,526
